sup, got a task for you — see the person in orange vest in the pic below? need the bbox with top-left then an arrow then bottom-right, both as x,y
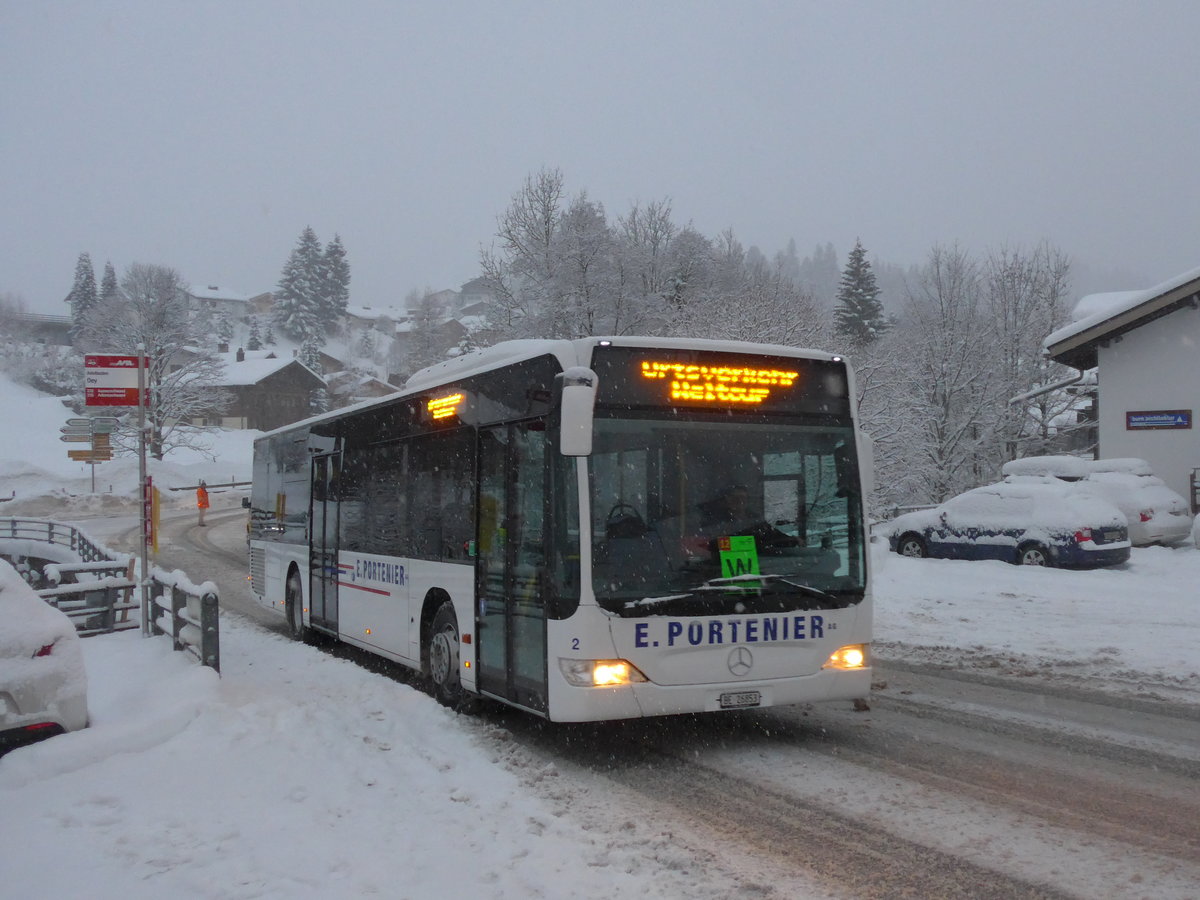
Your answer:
197,480 -> 210,526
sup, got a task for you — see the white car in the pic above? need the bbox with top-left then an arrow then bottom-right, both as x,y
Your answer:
1002,456 -> 1192,546
0,559 -> 88,754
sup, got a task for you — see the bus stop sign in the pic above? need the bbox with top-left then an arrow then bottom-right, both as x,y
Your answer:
85,355 -> 143,407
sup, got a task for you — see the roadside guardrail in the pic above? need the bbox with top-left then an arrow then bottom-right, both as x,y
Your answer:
149,568 -> 220,672
0,516 -> 116,564
40,559 -> 139,637
1,516 -> 220,673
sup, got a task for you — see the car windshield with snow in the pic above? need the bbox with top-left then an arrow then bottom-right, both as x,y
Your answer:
884,479 -> 1131,568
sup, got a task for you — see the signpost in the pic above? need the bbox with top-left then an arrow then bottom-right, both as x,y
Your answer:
68,351 -> 154,635
61,415 -> 122,491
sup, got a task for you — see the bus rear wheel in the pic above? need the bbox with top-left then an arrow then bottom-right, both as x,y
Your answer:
428,601 -> 475,712
285,572 -> 306,641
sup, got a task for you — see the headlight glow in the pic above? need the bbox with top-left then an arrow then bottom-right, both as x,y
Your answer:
823,644 -> 868,670
559,658 -> 649,687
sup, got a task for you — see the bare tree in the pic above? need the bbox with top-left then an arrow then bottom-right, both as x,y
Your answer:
552,192 -> 628,337
892,246 -> 998,503
80,263 -> 231,460
983,242 -> 1074,462
617,198 -> 677,304
478,167 -> 566,341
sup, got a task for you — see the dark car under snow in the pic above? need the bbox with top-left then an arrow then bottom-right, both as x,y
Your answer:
882,478 -> 1131,568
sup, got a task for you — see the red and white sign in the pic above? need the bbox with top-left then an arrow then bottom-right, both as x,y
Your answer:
85,354 -> 144,407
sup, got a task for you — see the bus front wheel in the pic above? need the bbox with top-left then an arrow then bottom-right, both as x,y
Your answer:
428,601 -> 473,711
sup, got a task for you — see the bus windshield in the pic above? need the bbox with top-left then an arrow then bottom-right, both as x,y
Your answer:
589,413 -> 866,617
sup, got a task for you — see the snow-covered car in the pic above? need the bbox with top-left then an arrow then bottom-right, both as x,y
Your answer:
1002,456 -> 1192,546
0,559 -> 88,755
884,479 -> 1130,568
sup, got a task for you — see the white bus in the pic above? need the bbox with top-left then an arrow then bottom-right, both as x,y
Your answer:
247,337 -> 872,721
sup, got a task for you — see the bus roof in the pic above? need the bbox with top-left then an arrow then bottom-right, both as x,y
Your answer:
257,336 -> 846,440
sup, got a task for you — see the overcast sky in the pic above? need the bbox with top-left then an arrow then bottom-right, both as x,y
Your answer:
3,1 -> 1198,315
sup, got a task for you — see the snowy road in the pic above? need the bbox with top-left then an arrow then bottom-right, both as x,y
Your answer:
495,666 -> 1200,899
104,505 -> 1200,898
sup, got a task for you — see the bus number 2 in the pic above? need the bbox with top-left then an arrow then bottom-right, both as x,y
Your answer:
572,638 -> 580,650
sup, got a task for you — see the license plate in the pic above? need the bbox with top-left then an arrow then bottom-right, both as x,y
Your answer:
1102,530 -> 1121,542
719,690 -> 762,709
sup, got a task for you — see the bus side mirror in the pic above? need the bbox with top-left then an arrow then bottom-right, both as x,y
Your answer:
556,367 -> 597,457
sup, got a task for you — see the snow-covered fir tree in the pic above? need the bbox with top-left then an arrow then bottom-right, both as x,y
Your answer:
246,316 -> 263,351
273,226 -> 325,343
833,239 -> 887,349
99,261 -> 120,305
66,252 -> 98,342
321,234 -> 351,326
355,327 -> 376,361
299,333 -> 323,374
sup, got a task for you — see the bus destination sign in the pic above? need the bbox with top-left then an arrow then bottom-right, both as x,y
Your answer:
427,392 -> 465,420
640,359 -> 799,405
590,345 -> 850,417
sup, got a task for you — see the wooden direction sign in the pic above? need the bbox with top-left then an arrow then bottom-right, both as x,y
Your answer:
68,450 -> 113,462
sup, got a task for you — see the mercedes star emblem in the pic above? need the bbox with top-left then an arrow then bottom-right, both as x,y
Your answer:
727,646 -> 753,676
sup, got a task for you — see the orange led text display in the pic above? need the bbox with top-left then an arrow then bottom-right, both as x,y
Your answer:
427,392 -> 464,420
640,360 -> 800,404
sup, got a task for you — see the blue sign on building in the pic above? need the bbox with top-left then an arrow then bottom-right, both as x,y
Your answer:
1126,409 -> 1192,430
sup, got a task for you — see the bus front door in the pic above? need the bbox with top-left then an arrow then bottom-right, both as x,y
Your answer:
476,422 -> 548,713
309,452 -> 340,634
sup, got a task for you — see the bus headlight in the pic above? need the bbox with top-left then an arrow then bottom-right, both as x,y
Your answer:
559,659 -> 649,687
823,644 -> 868,670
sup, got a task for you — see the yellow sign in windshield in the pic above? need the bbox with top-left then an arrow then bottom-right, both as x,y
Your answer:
640,360 -> 799,404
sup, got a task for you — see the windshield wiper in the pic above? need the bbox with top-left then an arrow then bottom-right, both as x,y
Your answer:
621,574 -> 835,610
706,573 -> 833,602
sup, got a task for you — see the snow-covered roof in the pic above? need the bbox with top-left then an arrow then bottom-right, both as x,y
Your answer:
1069,291 -> 1143,323
210,349 -> 320,387
188,285 -> 252,302
1044,264 -> 1200,370
344,305 -> 407,322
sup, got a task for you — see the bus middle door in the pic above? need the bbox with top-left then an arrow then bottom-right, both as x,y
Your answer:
476,422 -> 548,713
309,451 -> 340,634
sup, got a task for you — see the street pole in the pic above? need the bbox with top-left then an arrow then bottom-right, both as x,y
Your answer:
138,345 -> 150,637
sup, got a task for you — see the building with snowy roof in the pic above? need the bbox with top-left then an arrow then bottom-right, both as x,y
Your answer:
186,285 -> 255,322
1044,266 -> 1200,509
196,348 -> 325,431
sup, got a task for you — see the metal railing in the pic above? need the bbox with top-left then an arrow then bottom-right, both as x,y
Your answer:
0,516 -> 116,563
149,568 -> 220,672
40,560 -> 139,637
1,516 -> 220,673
